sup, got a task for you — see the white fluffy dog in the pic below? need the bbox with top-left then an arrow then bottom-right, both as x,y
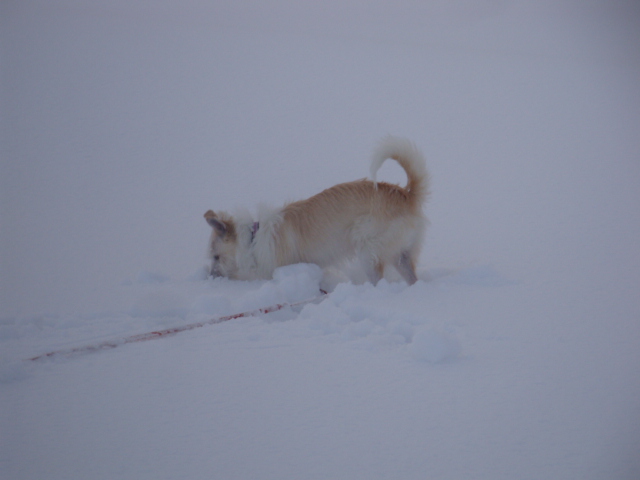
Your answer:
204,136 -> 429,285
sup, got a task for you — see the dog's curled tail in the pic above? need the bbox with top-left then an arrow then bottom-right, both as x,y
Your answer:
370,135 -> 429,203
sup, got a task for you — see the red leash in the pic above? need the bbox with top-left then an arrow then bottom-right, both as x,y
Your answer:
28,292 -> 327,362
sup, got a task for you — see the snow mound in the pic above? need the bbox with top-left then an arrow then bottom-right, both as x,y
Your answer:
297,278 -> 462,360
410,328 -> 461,363
240,263 -> 323,310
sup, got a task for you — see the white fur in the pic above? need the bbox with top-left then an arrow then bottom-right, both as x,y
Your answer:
370,135 -> 428,186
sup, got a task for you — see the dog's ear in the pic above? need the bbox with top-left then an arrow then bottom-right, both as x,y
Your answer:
204,210 -> 227,238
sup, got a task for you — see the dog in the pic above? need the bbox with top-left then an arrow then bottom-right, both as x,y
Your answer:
204,136 -> 429,285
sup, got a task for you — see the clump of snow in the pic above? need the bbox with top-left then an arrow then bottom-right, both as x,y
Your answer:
272,263 -> 324,301
410,328 -> 461,363
239,263 -> 323,310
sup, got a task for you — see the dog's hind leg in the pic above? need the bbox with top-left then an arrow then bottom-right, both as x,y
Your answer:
358,251 -> 384,285
394,251 -> 418,285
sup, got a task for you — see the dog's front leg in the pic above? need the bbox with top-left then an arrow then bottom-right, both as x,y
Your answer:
209,256 -> 221,278
395,251 -> 418,285
359,252 -> 384,285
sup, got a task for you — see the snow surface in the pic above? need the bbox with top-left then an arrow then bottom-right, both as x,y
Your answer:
2,1 -> 640,479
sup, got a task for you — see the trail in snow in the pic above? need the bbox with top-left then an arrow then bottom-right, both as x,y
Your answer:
2,263 -> 490,377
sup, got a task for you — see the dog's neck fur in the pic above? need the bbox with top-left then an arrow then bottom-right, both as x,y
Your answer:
232,207 -> 283,280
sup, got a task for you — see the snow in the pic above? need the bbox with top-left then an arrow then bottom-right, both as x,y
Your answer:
2,1 -> 640,479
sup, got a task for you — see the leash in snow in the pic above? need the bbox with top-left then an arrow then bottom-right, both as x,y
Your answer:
28,291 -> 328,362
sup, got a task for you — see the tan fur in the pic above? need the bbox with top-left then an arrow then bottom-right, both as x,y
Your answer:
204,136 -> 429,285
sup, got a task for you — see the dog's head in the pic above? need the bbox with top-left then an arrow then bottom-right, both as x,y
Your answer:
204,210 -> 239,278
